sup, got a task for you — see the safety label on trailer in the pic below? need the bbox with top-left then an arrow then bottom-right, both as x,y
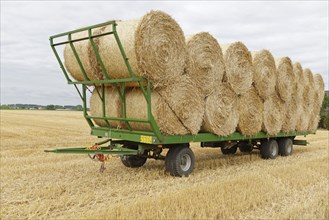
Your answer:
140,135 -> 153,144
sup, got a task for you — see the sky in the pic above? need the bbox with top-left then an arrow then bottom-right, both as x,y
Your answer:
1,1 -> 328,105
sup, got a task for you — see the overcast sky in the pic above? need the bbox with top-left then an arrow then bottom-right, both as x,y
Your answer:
1,1 -> 328,105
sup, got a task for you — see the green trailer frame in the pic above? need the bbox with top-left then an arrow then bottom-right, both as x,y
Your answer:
48,20 -> 311,175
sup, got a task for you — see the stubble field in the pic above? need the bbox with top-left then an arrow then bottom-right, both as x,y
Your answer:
1,110 -> 328,219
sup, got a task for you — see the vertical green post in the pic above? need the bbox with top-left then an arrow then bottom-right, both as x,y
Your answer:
146,80 -> 162,141
121,83 -> 132,130
101,84 -> 111,127
82,84 -> 94,128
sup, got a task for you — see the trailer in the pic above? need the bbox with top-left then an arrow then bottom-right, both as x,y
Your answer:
47,21 -> 311,176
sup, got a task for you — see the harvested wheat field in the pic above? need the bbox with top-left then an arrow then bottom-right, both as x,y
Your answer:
1,110 -> 328,219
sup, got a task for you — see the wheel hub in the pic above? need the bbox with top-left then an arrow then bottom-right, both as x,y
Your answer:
180,154 -> 192,172
271,144 -> 278,156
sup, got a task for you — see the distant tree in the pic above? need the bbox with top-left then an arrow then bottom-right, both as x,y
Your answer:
46,105 -> 55,110
321,95 -> 329,115
0,105 -> 13,110
319,95 -> 329,129
74,105 -> 83,111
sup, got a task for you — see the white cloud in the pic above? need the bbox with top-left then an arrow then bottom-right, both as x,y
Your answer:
1,1 -> 328,105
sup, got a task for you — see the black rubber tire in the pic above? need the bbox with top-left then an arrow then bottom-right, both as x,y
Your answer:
260,139 -> 278,159
166,145 -> 195,177
239,143 -> 253,153
221,146 -> 238,155
120,155 -> 147,168
165,147 -> 175,172
278,138 -> 293,156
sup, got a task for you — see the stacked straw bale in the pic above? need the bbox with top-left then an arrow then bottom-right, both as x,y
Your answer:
185,32 -> 225,96
252,50 -> 277,100
293,62 -> 304,101
64,28 -> 104,81
97,10 -> 187,88
303,68 -> 315,108
308,115 -> 320,133
281,61 -> 298,132
262,93 -> 283,135
221,42 -> 253,95
282,96 -> 298,132
157,75 -> 205,134
295,107 -> 310,132
303,68 -> 316,130
90,87 -> 122,128
203,83 -> 239,136
125,89 -> 189,135
237,87 -> 263,135
275,57 -> 295,102
308,74 -> 325,132
293,66 -> 320,132
313,73 -> 325,113
65,10 -> 326,137
90,75 -> 205,135
293,63 -> 306,132
64,11 -> 187,88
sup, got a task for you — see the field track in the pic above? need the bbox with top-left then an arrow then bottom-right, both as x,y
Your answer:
1,110 -> 328,219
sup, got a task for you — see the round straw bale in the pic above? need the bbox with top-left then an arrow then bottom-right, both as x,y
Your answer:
313,73 -> 325,115
275,57 -> 294,102
302,69 -> 315,109
308,114 -> 320,133
251,50 -> 277,100
262,93 -> 283,135
300,83 -> 315,131
303,68 -> 315,87
282,96 -> 298,132
295,105 -> 309,132
293,62 -> 304,101
64,28 -> 104,81
158,75 -> 205,134
98,10 -> 187,88
295,101 -> 306,132
90,87 -> 122,128
237,87 -> 263,135
203,83 -> 239,136
305,82 -> 318,132
185,32 -> 225,96
296,69 -> 315,132
221,42 -> 253,95
125,88 -> 189,135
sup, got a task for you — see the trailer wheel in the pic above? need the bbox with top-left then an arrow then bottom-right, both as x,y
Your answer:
278,138 -> 293,156
239,143 -> 253,153
165,147 -> 175,172
120,155 -> 147,168
221,146 -> 237,155
260,139 -> 278,159
166,145 -> 195,177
